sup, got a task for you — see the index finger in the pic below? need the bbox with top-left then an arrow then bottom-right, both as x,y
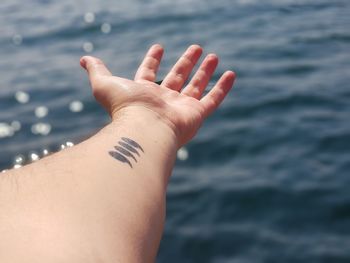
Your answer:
134,44 -> 164,82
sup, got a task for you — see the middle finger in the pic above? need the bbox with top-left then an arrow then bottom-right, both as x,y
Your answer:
161,45 -> 202,92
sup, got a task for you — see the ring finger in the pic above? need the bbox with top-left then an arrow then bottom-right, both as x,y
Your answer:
181,53 -> 218,99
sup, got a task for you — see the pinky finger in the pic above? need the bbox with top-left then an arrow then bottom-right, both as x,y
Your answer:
200,71 -> 236,118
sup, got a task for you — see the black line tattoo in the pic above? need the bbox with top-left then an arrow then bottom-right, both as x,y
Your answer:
118,141 -> 140,156
121,137 -> 144,152
109,151 -> 133,168
114,146 -> 137,162
109,137 -> 144,168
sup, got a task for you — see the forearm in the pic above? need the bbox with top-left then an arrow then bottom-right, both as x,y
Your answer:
0,107 -> 178,263
0,43 -> 235,262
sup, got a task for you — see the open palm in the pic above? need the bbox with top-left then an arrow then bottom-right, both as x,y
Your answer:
80,44 -> 235,146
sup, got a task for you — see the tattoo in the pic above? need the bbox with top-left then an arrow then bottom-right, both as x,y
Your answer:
121,137 -> 144,152
114,146 -> 137,162
118,141 -> 140,156
109,137 -> 144,168
109,151 -> 133,168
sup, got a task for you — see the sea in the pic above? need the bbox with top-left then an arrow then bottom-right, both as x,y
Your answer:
0,0 -> 349,262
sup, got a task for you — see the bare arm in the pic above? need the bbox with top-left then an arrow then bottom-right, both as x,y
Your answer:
0,44 -> 235,263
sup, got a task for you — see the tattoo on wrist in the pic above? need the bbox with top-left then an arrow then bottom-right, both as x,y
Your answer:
109,137 -> 144,168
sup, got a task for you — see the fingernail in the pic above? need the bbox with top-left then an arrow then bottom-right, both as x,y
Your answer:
80,57 -> 87,68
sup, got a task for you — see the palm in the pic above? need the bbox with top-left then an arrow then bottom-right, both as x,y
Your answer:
143,80 -> 205,142
81,44 -> 235,145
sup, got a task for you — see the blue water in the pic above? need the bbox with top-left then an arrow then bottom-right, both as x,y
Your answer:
1,0 -> 350,262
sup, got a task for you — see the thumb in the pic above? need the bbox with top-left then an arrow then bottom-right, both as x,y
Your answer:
80,56 -> 112,85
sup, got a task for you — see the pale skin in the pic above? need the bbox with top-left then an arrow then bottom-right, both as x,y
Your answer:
0,44 -> 235,262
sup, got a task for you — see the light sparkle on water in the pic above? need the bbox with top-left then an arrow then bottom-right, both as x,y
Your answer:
0,122 -> 21,138
66,141 -> 74,147
31,123 -> 51,136
69,100 -> 84,112
0,123 -> 14,138
83,42 -> 94,53
101,23 -> 112,34
177,147 -> 189,161
14,155 -> 25,165
11,121 -> 21,131
15,91 -> 30,104
84,12 -> 95,24
29,152 -> 40,162
35,106 -> 49,118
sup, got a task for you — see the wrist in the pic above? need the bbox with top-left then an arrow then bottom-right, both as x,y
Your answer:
106,105 -> 178,181
110,105 -> 179,150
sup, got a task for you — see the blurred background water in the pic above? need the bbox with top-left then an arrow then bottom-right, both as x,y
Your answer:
0,0 -> 350,262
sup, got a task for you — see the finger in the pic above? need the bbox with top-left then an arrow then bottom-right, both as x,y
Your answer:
161,44 -> 202,91
200,71 -> 236,118
80,56 -> 112,85
134,44 -> 164,82
182,53 -> 218,99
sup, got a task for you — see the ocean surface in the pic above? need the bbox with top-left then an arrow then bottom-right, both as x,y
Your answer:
0,0 -> 349,262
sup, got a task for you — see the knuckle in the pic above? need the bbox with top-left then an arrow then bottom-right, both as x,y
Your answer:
190,88 -> 201,99
93,58 -> 104,65
181,55 -> 196,68
191,76 -> 202,87
92,85 -> 104,99
91,79 -> 108,98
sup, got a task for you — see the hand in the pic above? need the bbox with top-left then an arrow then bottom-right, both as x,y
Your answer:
80,44 -> 235,146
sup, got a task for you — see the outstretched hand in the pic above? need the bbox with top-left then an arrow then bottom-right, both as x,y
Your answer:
80,44 -> 235,146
